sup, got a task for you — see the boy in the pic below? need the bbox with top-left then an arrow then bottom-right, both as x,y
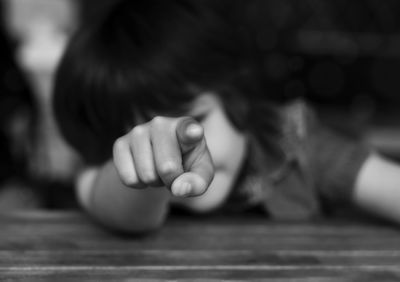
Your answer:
54,0 -> 400,233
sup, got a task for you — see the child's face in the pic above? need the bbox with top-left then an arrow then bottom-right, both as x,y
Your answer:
177,93 -> 248,211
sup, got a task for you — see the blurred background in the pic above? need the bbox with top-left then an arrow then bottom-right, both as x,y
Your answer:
241,0 -> 400,158
0,0 -> 399,209
0,0 -> 111,209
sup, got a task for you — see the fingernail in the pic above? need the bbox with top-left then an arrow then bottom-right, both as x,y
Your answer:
186,123 -> 203,138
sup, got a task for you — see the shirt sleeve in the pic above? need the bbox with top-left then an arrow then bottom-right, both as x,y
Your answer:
305,107 -> 371,205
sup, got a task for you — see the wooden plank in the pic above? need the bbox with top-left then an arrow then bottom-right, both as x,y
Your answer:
2,265 -> 400,281
1,211 -> 400,281
3,226 -> 400,252
2,250 -> 400,266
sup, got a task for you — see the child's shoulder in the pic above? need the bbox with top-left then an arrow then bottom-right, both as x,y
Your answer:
281,99 -> 315,142
266,99 -> 371,216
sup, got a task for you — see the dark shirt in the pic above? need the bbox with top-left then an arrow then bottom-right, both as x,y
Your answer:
226,100 -> 370,219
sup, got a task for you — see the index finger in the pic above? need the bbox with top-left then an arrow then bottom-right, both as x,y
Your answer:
176,117 -> 204,153
172,117 -> 214,196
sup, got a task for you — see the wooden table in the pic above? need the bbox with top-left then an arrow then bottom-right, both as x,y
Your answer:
1,211 -> 400,281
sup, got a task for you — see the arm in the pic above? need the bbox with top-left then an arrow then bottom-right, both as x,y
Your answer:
75,117 -> 213,233
300,103 -> 400,223
354,153 -> 400,223
76,161 -> 170,233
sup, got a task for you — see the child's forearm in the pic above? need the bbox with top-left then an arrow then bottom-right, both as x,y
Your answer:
354,153 -> 400,224
76,160 -> 171,233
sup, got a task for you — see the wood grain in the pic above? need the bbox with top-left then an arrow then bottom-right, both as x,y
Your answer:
1,211 -> 400,281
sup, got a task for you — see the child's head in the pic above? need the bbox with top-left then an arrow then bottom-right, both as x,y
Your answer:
53,0 -> 273,165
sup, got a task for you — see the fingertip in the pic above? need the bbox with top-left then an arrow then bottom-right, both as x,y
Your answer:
185,123 -> 203,140
171,181 -> 192,197
171,173 -> 208,197
177,118 -> 203,145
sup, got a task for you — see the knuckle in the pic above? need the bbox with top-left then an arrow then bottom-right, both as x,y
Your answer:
139,170 -> 159,185
113,137 -> 126,151
113,138 -> 129,159
151,116 -> 164,125
150,116 -> 169,130
119,172 -> 139,187
130,125 -> 146,138
158,160 -> 180,178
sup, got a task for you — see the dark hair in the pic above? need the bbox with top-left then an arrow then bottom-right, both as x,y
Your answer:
53,0 -> 281,165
